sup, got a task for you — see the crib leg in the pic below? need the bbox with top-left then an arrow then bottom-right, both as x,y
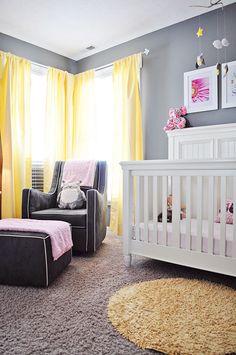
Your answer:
124,254 -> 132,267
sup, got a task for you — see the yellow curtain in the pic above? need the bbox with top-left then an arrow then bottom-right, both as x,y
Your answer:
73,70 -> 96,159
110,53 -> 143,235
44,68 -> 74,191
0,51 -> 31,218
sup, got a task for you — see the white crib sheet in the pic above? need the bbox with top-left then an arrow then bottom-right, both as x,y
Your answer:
137,219 -> 234,257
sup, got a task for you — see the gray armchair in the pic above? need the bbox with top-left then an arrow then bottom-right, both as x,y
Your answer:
22,161 -> 107,253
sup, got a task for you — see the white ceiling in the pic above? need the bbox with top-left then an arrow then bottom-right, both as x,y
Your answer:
0,0 -> 235,61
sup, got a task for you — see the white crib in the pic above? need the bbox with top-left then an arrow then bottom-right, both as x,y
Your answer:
120,124 -> 236,277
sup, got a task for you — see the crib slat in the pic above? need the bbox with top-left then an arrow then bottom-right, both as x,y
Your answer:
144,176 -> 149,243
162,176 -> 167,246
135,176 -> 140,241
208,176 -> 214,255
186,176 -> 191,250
196,176 -> 203,252
220,176 -> 226,256
172,176 -> 181,248
214,176 -> 219,223
233,176 -> 236,258
152,176 -> 158,244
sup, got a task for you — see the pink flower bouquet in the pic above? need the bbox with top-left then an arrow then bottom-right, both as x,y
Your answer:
180,105 -> 187,116
164,105 -> 189,132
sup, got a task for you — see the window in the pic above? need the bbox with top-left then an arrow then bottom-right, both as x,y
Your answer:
30,64 -> 47,190
29,64 -> 114,195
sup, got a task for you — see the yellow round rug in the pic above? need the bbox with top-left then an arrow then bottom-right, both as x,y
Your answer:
108,278 -> 236,355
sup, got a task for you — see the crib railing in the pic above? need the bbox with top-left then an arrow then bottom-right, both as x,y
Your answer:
120,160 -> 236,276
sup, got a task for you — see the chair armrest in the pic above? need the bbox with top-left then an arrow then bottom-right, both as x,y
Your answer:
86,189 -> 107,252
22,161 -> 63,218
22,188 -> 57,218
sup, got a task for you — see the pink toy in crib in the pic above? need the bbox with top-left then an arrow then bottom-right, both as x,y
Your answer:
164,105 -> 189,132
214,199 -> 234,224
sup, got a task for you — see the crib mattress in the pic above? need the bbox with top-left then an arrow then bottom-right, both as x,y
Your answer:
137,219 -> 234,257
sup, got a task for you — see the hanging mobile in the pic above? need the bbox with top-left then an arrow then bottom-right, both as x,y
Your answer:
222,5 -> 230,77
213,8 -> 221,75
212,2 -> 230,76
190,0 -> 223,8
196,53 -> 205,69
223,63 -> 228,77
195,19 -> 206,69
216,63 -> 221,76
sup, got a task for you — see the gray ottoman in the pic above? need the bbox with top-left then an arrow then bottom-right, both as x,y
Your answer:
0,231 -> 72,287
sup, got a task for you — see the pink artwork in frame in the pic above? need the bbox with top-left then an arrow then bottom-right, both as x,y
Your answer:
191,77 -> 209,103
222,60 -> 236,109
184,65 -> 218,113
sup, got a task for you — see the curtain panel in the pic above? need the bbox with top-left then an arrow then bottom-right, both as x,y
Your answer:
43,68 -> 75,191
0,51 -> 31,218
110,53 -> 143,235
73,70 -> 97,159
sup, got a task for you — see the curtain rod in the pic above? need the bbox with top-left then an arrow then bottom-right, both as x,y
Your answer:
30,48 -> 150,72
0,51 -> 49,70
31,60 -> 48,69
95,48 -> 150,72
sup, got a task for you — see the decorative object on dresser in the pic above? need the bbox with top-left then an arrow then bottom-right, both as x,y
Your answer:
184,65 -> 218,113
163,105 -> 191,132
222,60 -> 236,108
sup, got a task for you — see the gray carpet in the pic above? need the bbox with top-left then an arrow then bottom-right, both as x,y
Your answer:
0,231 -> 235,355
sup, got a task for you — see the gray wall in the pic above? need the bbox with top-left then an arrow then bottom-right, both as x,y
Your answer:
77,4 -> 236,159
0,33 -> 76,73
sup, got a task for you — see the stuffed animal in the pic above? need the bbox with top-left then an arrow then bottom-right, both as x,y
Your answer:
157,194 -> 186,222
163,106 -> 190,132
215,199 -> 233,224
158,210 -> 173,223
57,181 -> 86,209
167,194 -> 186,218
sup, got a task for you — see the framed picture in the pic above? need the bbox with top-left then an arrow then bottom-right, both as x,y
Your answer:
222,60 -> 236,109
184,65 -> 218,113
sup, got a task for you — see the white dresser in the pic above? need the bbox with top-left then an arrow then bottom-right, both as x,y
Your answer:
167,123 -> 236,160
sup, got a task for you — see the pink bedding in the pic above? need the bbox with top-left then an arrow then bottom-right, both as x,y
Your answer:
0,219 -> 73,261
138,219 -> 234,257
